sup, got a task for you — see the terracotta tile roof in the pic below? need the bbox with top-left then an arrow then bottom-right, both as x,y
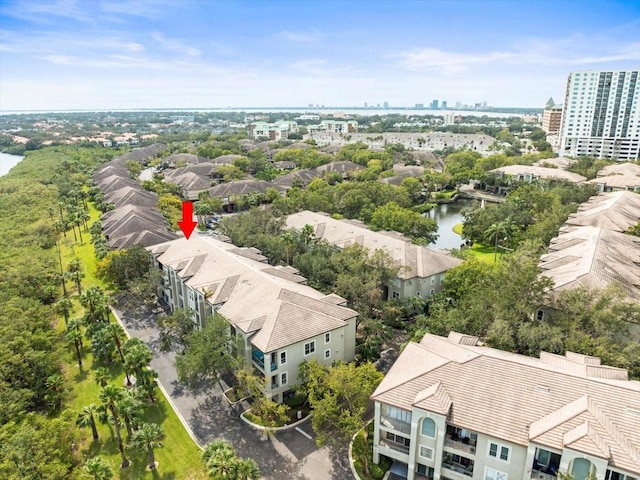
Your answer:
489,165 -> 587,183
371,332 -> 640,473
285,211 -> 462,279
539,226 -> 640,301
565,191 -> 640,232
148,237 -> 357,353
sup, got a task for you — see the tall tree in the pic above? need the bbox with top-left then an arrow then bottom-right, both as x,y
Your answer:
55,297 -> 74,327
176,312 -> 239,392
130,423 -> 165,470
66,328 -> 84,369
298,360 -> 383,446
77,404 -> 100,441
99,385 -> 129,468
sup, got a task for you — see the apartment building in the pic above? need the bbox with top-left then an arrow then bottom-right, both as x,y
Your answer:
285,211 -> 462,300
542,98 -> 563,135
559,70 -> 640,160
371,331 -> 640,480
147,236 -> 357,402
307,119 -> 359,134
249,121 -> 298,141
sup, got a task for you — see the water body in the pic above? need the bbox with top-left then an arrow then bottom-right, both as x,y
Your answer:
428,198 -> 476,250
0,152 -> 25,176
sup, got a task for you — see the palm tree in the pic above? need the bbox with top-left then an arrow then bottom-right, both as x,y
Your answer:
138,368 -> 159,403
66,328 -> 83,368
45,374 -> 66,411
80,286 -> 109,323
484,217 -> 514,262
203,441 -> 238,479
130,423 -> 165,470
99,385 -> 129,468
107,323 -> 132,386
235,458 -> 261,480
124,339 -> 152,386
94,367 -> 110,388
280,231 -> 295,264
69,270 -> 85,294
55,297 -> 74,327
83,456 -> 113,480
116,391 -> 144,439
77,404 -> 100,440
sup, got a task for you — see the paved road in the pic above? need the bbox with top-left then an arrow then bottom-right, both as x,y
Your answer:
112,303 -> 353,480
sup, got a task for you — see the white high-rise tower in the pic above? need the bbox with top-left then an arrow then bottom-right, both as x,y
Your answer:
559,70 -> 639,161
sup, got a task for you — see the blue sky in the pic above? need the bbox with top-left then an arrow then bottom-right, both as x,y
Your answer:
0,0 -> 639,111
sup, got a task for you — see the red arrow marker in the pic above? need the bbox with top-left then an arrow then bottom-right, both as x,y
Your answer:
178,201 -> 197,240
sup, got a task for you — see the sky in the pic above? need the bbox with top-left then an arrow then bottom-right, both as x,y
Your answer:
0,0 -> 639,111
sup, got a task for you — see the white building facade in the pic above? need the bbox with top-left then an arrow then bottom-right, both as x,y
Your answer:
371,332 -> 640,480
559,70 -> 640,161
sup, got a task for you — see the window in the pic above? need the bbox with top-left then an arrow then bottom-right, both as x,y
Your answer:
488,442 -> 510,462
325,332 -> 330,343
485,467 -> 507,480
304,341 -> 315,356
324,349 -> 331,359
421,418 -> 436,438
281,372 -> 288,386
280,351 -> 287,365
385,432 -> 410,447
419,445 -> 433,459
430,289 -> 435,295
385,405 -> 412,423
392,291 -> 400,299
536,310 -> 544,321
431,277 -> 436,284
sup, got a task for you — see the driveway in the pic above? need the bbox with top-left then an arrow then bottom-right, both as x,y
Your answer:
112,303 -> 353,480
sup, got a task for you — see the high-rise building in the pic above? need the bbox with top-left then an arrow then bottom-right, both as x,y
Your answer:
542,97 -> 563,135
415,103 -> 424,109
383,101 -> 389,109
455,101 -> 462,109
431,99 -> 439,110
441,101 -> 448,110
560,70 -> 640,161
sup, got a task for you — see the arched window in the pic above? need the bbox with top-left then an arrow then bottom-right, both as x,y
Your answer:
571,458 -> 593,480
421,418 -> 436,438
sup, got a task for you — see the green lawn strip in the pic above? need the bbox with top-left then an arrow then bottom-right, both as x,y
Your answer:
55,204 -> 203,478
468,243 -> 499,263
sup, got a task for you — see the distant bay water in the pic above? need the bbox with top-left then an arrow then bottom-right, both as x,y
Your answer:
0,152 -> 25,176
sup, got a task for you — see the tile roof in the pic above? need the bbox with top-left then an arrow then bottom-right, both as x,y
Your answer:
539,226 -> 640,301
285,211 -> 462,279
597,163 -> 640,177
489,165 -> 587,183
147,237 -> 357,353
564,191 -> 640,232
207,180 -> 283,198
588,174 -> 640,190
371,332 -> 640,473
104,186 -> 158,208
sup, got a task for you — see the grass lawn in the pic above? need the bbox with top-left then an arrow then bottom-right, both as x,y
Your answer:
451,223 -> 498,264
55,204 -> 204,479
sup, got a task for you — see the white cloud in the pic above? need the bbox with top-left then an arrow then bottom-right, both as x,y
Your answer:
150,33 -> 200,57
276,30 -> 321,43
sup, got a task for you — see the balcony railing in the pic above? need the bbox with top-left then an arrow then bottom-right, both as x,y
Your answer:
444,436 -> 477,455
380,415 -> 412,434
442,461 -> 473,477
251,350 -> 277,372
379,440 -> 410,455
531,469 -> 557,480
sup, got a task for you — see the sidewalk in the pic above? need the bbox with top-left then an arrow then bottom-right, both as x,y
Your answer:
111,303 -> 353,479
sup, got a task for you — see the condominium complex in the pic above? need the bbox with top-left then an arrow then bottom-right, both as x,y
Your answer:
249,120 -> 298,141
147,236 -> 357,402
559,70 -> 640,160
371,331 -> 640,480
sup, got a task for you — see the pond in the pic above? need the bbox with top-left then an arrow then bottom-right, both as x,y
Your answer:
427,198 -> 477,250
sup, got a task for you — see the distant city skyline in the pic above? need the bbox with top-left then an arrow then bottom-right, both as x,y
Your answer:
0,0 -> 639,111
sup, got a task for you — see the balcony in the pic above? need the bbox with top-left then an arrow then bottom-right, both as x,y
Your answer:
380,415 -> 412,435
251,350 -> 277,372
442,453 -> 474,478
379,439 -> 410,455
444,436 -> 476,455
